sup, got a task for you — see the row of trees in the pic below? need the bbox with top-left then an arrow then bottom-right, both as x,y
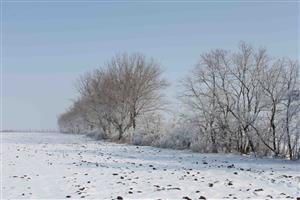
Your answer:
58,42 -> 300,160
181,43 -> 300,159
58,53 -> 167,140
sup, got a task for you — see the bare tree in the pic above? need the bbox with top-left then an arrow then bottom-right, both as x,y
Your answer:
99,53 -> 167,139
282,60 -> 300,159
181,49 -> 232,153
109,53 -> 167,130
258,59 -> 286,156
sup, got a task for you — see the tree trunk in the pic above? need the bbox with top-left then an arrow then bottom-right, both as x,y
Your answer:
270,104 -> 278,156
243,126 -> 255,154
285,98 -> 293,160
210,131 -> 218,153
118,125 -> 123,140
286,113 -> 293,160
132,117 -> 136,130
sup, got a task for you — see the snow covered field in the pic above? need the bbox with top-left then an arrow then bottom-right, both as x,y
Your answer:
2,132 -> 300,199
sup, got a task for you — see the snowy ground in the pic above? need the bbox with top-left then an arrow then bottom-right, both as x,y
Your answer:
2,132 -> 300,199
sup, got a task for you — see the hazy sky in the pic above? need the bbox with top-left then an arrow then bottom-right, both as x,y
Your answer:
2,1 -> 299,130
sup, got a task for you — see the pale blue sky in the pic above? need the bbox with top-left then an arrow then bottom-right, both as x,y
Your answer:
2,1 -> 299,130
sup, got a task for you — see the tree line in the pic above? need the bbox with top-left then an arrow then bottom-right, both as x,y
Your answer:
58,42 -> 300,160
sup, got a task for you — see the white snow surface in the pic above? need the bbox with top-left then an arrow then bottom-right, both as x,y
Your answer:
2,132 -> 300,199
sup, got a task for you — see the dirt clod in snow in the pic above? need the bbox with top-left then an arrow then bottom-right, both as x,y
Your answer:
254,188 -> 264,192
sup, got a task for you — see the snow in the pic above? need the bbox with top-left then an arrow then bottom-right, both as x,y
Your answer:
2,132 -> 300,199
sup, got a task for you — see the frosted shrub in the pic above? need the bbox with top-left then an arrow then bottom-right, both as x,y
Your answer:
190,134 -> 211,153
132,130 -> 160,146
158,126 -> 193,150
86,129 -> 107,140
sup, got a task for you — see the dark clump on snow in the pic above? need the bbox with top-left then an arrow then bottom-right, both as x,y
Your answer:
254,188 -> 264,192
227,164 -> 235,168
